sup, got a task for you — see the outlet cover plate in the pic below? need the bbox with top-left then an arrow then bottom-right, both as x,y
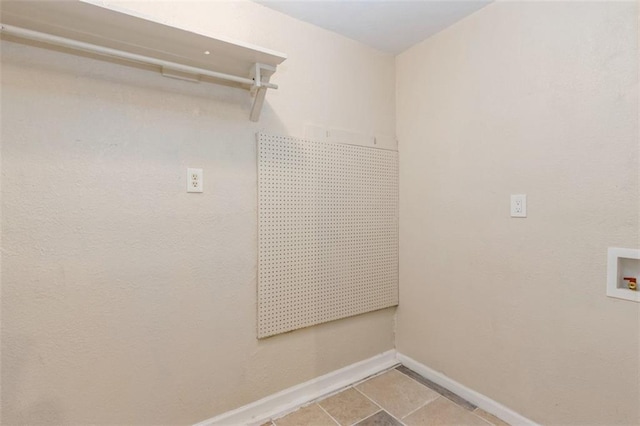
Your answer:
187,168 -> 203,193
510,194 -> 526,218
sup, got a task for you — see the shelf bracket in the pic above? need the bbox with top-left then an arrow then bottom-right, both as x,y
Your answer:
1,14 -> 284,123
250,63 -> 276,122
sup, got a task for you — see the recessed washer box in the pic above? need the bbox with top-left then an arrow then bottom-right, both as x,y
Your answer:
607,247 -> 640,302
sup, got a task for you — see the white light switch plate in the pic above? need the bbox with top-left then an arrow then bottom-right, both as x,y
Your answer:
511,194 -> 526,217
187,168 -> 203,193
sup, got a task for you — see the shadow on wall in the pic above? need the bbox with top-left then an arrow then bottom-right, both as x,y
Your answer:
1,37 -> 287,125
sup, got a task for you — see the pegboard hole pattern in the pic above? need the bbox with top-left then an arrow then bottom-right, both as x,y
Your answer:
257,133 -> 399,338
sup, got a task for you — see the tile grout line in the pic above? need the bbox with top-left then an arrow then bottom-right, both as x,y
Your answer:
347,409 -> 383,426
395,366 -> 478,412
356,409 -> 407,426
471,409 -> 499,426
386,410 -> 409,426
274,366 -> 401,426
352,387 -> 407,426
352,386 -> 384,411
317,385 -> 384,426
400,396 -> 440,421
273,369 -> 508,426
316,402 -> 342,426
309,364 -> 400,412
388,368 -> 442,422
344,386 -> 389,426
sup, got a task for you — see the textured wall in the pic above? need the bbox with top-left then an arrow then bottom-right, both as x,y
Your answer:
396,2 -> 639,425
0,1 -> 396,424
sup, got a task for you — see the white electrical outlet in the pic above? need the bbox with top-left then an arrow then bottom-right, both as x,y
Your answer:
511,194 -> 526,217
187,168 -> 203,193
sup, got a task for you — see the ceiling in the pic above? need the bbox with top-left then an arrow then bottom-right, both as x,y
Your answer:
255,1 -> 491,54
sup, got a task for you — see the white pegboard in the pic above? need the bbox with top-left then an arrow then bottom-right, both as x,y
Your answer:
257,132 -> 398,338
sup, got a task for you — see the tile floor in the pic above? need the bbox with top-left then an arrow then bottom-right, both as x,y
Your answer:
264,366 -> 510,426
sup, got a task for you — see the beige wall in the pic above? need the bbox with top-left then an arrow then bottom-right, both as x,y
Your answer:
0,1 -> 396,424
4,1 -> 639,425
396,2 -> 639,425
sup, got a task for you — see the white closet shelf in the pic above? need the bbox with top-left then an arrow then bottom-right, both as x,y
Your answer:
0,0 -> 287,122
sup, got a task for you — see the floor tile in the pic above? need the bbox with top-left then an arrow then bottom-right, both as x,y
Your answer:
403,397 -> 491,426
355,369 -> 439,419
474,408 -> 511,426
275,404 -> 337,426
355,410 -> 402,426
319,387 -> 380,425
396,365 -> 478,411
396,365 -> 477,411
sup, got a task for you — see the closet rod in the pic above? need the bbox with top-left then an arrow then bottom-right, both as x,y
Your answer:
0,24 -> 278,90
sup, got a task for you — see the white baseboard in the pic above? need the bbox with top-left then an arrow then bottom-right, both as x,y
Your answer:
195,350 -> 537,426
194,349 -> 399,426
396,353 -> 539,426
